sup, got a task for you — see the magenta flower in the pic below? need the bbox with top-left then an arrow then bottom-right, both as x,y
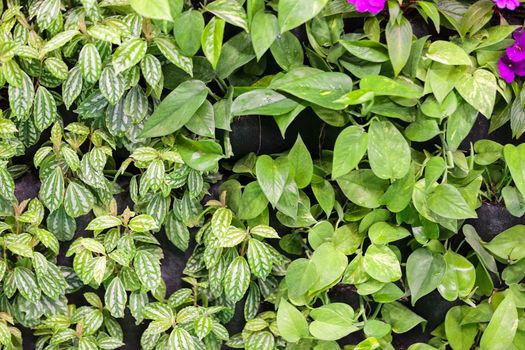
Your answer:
507,30 -> 525,62
498,53 -> 525,83
493,0 -> 520,10
347,0 -> 386,14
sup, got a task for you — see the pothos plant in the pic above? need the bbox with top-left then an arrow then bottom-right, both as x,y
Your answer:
0,0 -> 525,349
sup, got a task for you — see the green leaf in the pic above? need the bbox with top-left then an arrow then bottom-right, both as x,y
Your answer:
484,225 -> 525,261
41,30 -> 80,56
130,0 -> 173,21
363,244 -> 401,283
112,38 -> 147,74
251,12 -> 279,60
278,0 -> 329,33
286,258 -> 319,299
438,251 -> 476,301
381,302 -> 426,333
406,248 -> 446,305
368,119 -> 411,180
386,16 -> 412,76
276,299 -> 310,342
270,67 -> 352,110
39,167 -> 64,212
339,40 -> 389,63
216,32 -> 256,79
173,10 -> 205,56
105,277 -> 127,318
504,144 -> 525,199
337,169 -> 389,208
141,54 -> 162,88
255,155 -> 289,207
310,243 -> 348,291
332,126 -> 368,179
427,184 -> 477,219
140,80 -> 208,138
444,306 -> 477,350
455,69 -> 496,117
426,41 -> 472,65
270,31 -> 304,71
177,135 -> 223,172
205,0 -> 249,31
232,89 -> 299,116
309,303 -> 356,341
369,222 -> 410,245
201,17 -> 225,69
288,135 -> 313,189
359,76 -> 423,99
480,294 -> 518,350
446,101 -> 478,151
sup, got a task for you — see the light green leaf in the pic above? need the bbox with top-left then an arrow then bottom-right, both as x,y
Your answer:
105,277 -> 127,318
368,119 -> 411,180
130,0 -> 173,21
426,41 -> 472,65
406,248 -> 446,305
480,294 -> 518,350
256,155 -> 289,207
363,245 -> 402,283
140,80 -> 208,138
386,16 -> 412,76
455,69 -> 496,117
276,299 -> 310,342
332,126 -> 368,179
278,0 -> 329,33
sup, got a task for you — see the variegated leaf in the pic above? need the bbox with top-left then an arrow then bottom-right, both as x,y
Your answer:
169,327 -> 195,350
2,59 -> 23,87
244,283 -> 261,320
99,66 -> 125,105
128,215 -> 158,232
246,239 -> 273,279
44,57 -> 69,80
112,38 -> 147,74
87,24 -> 121,44
86,216 -> 122,231
223,256 -> 250,303
211,207 -> 232,238
124,86 -> 148,123
64,181 -> 95,217
105,277 -> 127,318
219,226 -> 247,248
134,250 -> 161,291
140,54 -> 162,87
250,225 -> 280,239
39,166 -> 64,211
154,37 -> 193,76
13,267 -> 41,303
8,71 -> 34,118
194,316 -> 213,339
79,44 -> 102,84
41,30 -> 80,56
63,67 -> 83,109
34,86 -> 57,131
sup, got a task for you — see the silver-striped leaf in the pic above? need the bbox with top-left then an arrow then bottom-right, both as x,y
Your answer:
79,44 -> 102,84
154,37 -> 193,76
112,38 -> 147,74
105,276 -> 127,318
99,66 -> 126,105
62,67 -> 83,109
39,166 -> 64,211
223,256 -> 250,303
